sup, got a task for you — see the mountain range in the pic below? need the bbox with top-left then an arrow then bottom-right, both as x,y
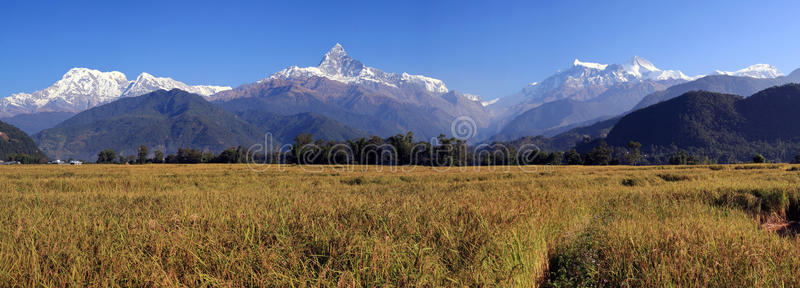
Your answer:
491,81 -> 668,140
2,43 -> 799,161
33,89 -> 367,160
0,68 -> 231,117
212,44 -> 490,140
488,57 -> 789,141
491,56 -> 694,114
632,69 -> 800,110
713,64 -> 784,78
508,69 -> 800,153
269,44 -> 450,95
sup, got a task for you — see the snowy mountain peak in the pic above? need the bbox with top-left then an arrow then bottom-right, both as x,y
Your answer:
621,56 -> 694,81
135,72 -> 155,79
270,44 -> 449,94
492,56 -> 695,109
122,72 -> 232,98
573,59 -> 608,70
322,43 -> 347,60
623,56 -> 659,75
0,68 -> 231,117
317,43 -> 365,77
714,64 -> 783,79
59,67 -> 128,86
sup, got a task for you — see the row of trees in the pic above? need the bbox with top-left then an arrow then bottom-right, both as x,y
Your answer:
93,133 -> 800,166
4,153 -> 47,164
97,146 -> 247,164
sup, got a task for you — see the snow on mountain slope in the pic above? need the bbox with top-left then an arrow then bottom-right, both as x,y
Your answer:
0,68 -> 130,117
713,64 -> 783,79
270,43 -> 450,95
622,56 -> 694,81
491,56 -> 695,110
0,68 -> 231,117
573,59 -> 608,70
463,93 -> 482,102
122,72 -> 231,98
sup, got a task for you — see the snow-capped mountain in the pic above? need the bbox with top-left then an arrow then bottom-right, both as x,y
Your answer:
0,68 -> 231,117
269,43 -> 453,95
493,56 -> 694,110
121,72 -> 230,98
212,43 -> 491,140
621,56 -> 694,81
713,64 -> 783,79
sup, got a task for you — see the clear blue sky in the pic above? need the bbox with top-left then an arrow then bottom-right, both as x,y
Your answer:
1,0 -> 799,99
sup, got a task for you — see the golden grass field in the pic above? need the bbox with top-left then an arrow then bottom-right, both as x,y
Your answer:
1,164 -> 799,287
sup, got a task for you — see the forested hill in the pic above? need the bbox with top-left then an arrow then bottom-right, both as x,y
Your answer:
34,89 -> 265,160
0,120 -> 47,162
606,84 -> 800,161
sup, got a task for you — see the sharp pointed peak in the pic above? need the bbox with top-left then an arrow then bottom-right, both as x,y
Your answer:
625,55 -> 654,65
317,43 -> 364,75
325,43 -> 347,56
622,56 -> 660,74
319,43 -> 351,65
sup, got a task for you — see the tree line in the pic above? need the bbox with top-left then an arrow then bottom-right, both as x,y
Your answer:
93,133 -> 800,166
96,146 -> 247,164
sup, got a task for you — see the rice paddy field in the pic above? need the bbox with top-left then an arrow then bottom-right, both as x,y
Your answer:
1,164 -> 799,287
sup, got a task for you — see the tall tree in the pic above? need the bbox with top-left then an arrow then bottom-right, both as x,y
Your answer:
290,133 -> 316,164
153,150 -> 164,164
626,141 -> 642,165
585,141 -> 612,165
97,149 -> 117,164
565,149 -> 583,165
137,145 -> 149,164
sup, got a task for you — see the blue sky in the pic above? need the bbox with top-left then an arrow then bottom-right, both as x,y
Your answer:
1,0 -> 799,99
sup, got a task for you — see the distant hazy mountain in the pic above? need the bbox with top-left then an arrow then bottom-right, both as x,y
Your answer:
492,81 -> 667,140
0,68 -> 231,117
212,44 -> 491,140
492,116 -> 621,153
233,110 -> 368,143
632,68 -> 800,110
606,84 -> 800,161
0,111 -> 75,135
0,120 -> 46,161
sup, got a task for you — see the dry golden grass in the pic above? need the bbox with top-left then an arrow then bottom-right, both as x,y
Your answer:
0,164 -> 799,287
